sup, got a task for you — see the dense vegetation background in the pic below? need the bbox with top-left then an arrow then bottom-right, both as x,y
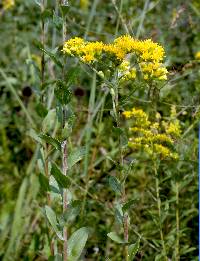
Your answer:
0,0 -> 199,260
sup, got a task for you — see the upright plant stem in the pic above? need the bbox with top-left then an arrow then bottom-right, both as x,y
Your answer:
175,182 -> 180,260
154,162 -> 168,261
112,78 -> 128,261
61,2 -> 68,260
62,140 -> 68,261
124,213 -> 129,261
40,1 -> 55,255
41,0 -> 45,90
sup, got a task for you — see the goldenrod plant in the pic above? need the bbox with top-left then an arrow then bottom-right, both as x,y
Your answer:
0,0 -> 198,260
62,35 -> 171,260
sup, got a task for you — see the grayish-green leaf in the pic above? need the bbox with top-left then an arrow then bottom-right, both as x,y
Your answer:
53,12 -> 63,30
45,206 -> 63,240
51,163 -> 71,188
122,199 -> 136,213
115,203 -> 124,224
68,147 -> 85,170
108,176 -> 122,194
62,200 -> 81,225
128,238 -> 140,260
39,133 -> 61,151
38,173 -> 50,192
55,80 -> 72,105
68,227 -> 89,261
107,232 -> 125,244
42,109 -> 57,133
40,48 -> 63,68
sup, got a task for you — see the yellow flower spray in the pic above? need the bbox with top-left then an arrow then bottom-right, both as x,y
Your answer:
63,35 -> 168,82
123,107 -> 181,160
123,106 -> 181,260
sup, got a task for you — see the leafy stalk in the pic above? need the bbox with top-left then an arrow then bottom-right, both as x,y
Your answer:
111,74 -> 129,260
61,2 -> 68,259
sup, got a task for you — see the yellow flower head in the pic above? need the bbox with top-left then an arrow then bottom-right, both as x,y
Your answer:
2,0 -> 14,9
63,37 -> 86,56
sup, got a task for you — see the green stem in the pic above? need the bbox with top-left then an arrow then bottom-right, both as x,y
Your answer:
124,213 -> 129,261
62,140 -> 68,261
61,2 -> 68,260
175,182 -> 180,261
136,0 -> 149,39
84,0 -> 99,39
154,162 -> 168,261
41,0 -> 45,91
111,79 -> 128,261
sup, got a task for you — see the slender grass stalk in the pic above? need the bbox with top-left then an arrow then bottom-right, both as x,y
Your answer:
112,0 -> 129,36
175,182 -> 180,260
62,140 -> 68,261
114,0 -> 123,37
154,162 -> 168,261
84,0 -> 99,39
83,72 -> 96,177
81,72 -> 96,218
41,0 -> 45,90
136,0 -> 149,38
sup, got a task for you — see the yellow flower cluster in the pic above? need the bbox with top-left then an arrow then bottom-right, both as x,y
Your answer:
2,0 -> 14,9
118,61 -> 137,82
140,62 -> 168,80
123,108 -> 181,159
63,35 -> 168,81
